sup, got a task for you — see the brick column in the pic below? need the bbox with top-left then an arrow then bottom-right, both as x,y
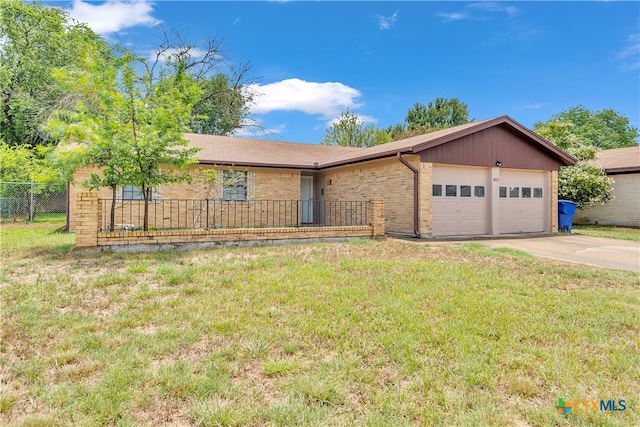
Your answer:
369,197 -> 385,237
76,192 -> 99,247
418,162 -> 433,236
550,171 -> 558,232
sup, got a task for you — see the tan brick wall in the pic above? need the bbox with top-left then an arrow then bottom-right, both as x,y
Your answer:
69,165 -> 301,231
573,173 -> 640,227
75,192 -> 99,247
323,155 -> 419,234
418,162 -> 433,235
550,170 -> 558,232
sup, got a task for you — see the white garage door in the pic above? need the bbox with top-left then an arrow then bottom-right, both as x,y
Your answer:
499,169 -> 547,233
432,165 -> 489,236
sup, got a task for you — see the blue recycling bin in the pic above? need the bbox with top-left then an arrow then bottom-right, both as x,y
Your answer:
558,200 -> 577,232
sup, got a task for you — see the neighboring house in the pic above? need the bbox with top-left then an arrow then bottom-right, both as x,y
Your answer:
68,115 -> 576,237
573,146 -> 640,227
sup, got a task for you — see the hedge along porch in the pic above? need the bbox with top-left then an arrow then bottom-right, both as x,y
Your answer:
75,192 -> 385,248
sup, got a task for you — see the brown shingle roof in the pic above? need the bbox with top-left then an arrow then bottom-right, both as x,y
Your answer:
186,116 -> 576,169
594,146 -> 640,173
184,133 -> 360,168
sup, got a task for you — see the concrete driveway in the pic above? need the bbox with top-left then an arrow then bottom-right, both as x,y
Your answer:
478,234 -> 640,273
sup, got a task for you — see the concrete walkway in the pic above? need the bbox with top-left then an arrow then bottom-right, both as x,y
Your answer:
468,235 -> 639,273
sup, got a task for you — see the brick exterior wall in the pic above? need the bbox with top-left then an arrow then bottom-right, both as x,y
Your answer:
323,155 -> 419,234
573,173 -> 640,227
75,193 -> 384,248
418,162 -> 433,236
68,165 -> 301,231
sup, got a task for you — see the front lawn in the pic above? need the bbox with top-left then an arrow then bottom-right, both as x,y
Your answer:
572,224 -> 640,241
1,217 -> 638,426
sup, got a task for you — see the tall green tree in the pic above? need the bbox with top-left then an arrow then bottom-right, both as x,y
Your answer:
405,97 -> 470,130
532,106 -> 631,208
0,0 -> 103,147
533,105 -> 638,150
322,109 -> 390,147
49,48 -> 202,231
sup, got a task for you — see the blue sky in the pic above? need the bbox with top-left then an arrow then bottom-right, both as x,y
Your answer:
50,1 -> 639,144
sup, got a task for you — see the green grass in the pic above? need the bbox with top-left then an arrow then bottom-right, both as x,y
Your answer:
1,216 -> 639,426
572,224 -> 640,241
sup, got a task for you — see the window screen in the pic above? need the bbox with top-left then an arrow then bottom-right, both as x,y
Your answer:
499,187 -> 507,198
460,185 -> 471,197
534,187 -> 543,198
474,186 -> 485,198
522,187 -> 531,198
509,187 -> 520,198
432,184 -> 442,197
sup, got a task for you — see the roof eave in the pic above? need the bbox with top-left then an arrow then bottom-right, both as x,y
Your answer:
604,166 -> 640,175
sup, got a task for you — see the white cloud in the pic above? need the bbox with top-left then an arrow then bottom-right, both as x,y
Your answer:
618,33 -> 640,71
468,2 -> 519,18
148,47 -> 206,62
437,2 -> 518,22
327,113 -> 377,127
248,78 -> 363,118
437,12 -> 470,21
377,11 -> 399,30
234,120 -> 285,138
67,0 -> 160,35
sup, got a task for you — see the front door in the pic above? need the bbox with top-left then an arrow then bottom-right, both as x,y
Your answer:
300,176 -> 314,223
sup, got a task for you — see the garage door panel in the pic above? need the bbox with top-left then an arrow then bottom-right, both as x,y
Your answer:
499,169 -> 547,233
432,166 -> 489,236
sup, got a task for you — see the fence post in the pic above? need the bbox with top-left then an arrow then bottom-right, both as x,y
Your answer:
76,192 -> 99,248
368,198 -> 385,237
29,181 -> 34,222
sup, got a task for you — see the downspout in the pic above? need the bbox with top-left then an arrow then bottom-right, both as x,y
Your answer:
396,152 -> 420,237
64,181 -> 70,232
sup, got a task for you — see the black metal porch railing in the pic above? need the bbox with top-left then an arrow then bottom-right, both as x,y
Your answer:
99,199 -> 369,232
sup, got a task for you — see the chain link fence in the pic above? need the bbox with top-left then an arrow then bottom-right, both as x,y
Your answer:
0,182 -> 67,223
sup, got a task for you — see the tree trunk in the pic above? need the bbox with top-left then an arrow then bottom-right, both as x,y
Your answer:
110,184 -> 117,232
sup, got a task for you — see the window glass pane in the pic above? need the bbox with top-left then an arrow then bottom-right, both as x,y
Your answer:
534,187 -> 543,198
499,187 -> 507,198
122,185 -> 145,200
460,185 -> 471,197
509,187 -> 520,198
474,186 -> 485,198
223,170 -> 247,201
445,185 -> 457,197
432,184 -> 442,197
522,187 -> 531,198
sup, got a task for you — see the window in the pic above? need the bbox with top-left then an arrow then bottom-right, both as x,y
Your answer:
509,187 -> 520,198
445,185 -> 457,197
223,170 -> 247,201
534,187 -> 543,198
474,186 -> 485,198
499,187 -> 507,198
460,185 -> 471,197
122,185 -> 158,201
432,184 -> 442,197
522,187 -> 532,198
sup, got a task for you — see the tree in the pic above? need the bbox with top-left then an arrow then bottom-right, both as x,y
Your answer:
534,106 -> 638,150
405,97 -> 470,130
322,109 -> 390,147
0,0 -> 104,147
532,106 -> 628,208
48,47 -> 202,231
